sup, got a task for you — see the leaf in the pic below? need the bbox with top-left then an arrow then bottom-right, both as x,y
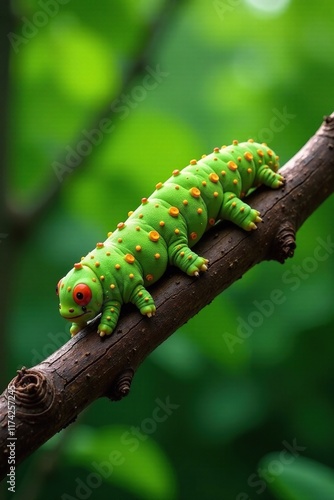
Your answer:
63,424 -> 177,500
259,453 -> 334,500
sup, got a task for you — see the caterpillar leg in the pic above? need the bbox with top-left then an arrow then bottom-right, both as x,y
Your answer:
168,243 -> 208,277
129,285 -> 156,319
98,300 -> 121,337
219,192 -> 262,231
256,165 -> 285,188
70,323 -> 84,337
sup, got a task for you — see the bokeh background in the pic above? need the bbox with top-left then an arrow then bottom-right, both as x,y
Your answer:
1,0 -> 334,498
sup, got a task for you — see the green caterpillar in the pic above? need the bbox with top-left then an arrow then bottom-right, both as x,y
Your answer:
57,140 -> 283,337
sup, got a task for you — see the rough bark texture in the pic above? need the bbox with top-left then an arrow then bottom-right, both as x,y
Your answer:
1,114 -> 334,479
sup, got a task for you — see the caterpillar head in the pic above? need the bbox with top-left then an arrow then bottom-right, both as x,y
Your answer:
56,263 -> 103,330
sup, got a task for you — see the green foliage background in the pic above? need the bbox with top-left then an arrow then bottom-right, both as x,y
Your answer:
3,0 -> 334,498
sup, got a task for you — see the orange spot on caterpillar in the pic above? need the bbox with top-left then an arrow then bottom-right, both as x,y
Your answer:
156,182 -> 163,189
125,254 -> 135,264
74,263 -> 83,270
190,159 -> 197,165
169,206 -> 179,217
227,161 -> 238,171
172,169 -> 180,176
244,151 -> 253,162
117,222 -> 125,229
96,242 -> 104,249
135,245 -> 142,252
257,149 -> 264,157
190,232 -> 198,240
146,274 -> 154,282
95,262 -> 100,267
190,187 -> 201,198
141,197 -> 148,204
149,231 -> 160,242
213,147 -> 220,153
209,173 -> 219,183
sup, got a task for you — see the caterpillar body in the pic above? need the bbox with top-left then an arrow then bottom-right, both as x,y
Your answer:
57,140 -> 284,337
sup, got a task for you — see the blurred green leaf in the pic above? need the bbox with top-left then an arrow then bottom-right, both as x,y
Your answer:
259,454 -> 334,500
63,425 -> 177,500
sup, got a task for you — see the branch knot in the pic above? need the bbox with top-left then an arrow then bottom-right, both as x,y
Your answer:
270,221 -> 296,263
107,368 -> 134,401
7,367 -> 55,423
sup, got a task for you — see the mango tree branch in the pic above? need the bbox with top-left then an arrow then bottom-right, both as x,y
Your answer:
1,114 -> 334,480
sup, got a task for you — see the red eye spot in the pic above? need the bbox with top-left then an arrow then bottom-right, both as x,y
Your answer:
73,284 -> 92,306
56,279 -> 62,296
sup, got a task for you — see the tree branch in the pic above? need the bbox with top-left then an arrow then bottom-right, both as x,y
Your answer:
1,113 -> 334,480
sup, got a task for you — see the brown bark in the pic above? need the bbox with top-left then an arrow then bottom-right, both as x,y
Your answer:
1,114 -> 334,480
